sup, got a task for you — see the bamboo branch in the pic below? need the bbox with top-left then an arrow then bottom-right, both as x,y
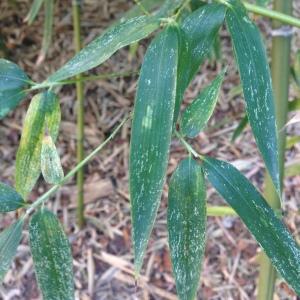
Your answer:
72,0 -> 85,228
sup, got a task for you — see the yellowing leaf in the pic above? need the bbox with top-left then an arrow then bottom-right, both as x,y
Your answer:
16,91 -> 61,199
41,135 -> 64,185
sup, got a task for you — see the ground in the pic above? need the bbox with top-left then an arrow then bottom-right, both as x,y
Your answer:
0,0 -> 300,299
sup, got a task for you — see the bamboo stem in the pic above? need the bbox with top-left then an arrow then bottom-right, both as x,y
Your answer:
257,0 -> 292,299
72,0 -> 85,228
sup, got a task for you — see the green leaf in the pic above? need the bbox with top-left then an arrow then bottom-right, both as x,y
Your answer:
0,219 -> 23,282
180,70 -> 225,138
203,156 -> 300,295
0,59 -> 30,118
231,114 -> 248,142
156,0 -> 183,17
0,182 -> 25,212
130,26 -> 178,273
41,135 -> 64,185
286,136 -> 300,149
16,91 -> 61,199
121,0 -> 164,21
225,0 -> 280,194
292,50 -> 300,87
46,16 -> 160,84
289,99 -> 300,112
25,0 -> 44,24
168,158 -> 206,300
29,209 -> 74,300
40,0 -> 53,59
174,3 -> 226,123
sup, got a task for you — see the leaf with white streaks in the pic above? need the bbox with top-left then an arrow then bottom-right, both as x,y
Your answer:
225,0 -> 280,193
0,59 -> 30,119
174,3 -> 226,123
180,70 -> 225,137
203,156 -> 300,295
168,158 -> 206,300
16,91 -> 61,199
29,209 -> 74,300
0,220 -> 23,281
130,26 -> 178,274
46,16 -> 160,84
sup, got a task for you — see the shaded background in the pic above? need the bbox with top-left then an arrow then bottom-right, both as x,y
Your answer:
0,0 -> 300,299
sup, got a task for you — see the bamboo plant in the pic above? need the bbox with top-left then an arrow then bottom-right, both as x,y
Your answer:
0,0 -> 300,299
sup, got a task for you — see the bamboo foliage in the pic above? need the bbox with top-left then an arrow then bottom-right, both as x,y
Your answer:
0,0 -> 299,299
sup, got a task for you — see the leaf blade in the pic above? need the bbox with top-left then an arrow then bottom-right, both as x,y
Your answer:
0,183 -> 25,212
203,156 -> 300,295
29,209 -> 74,300
130,26 -> 179,273
46,16 -> 160,83
0,220 -> 23,281
41,135 -> 64,185
225,0 -> 280,193
168,158 -> 206,300
0,59 -> 30,118
180,70 -> 225,137
16,91 -> 61,199
174,3 -> 226,123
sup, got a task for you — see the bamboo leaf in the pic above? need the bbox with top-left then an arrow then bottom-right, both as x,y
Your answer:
231,114 -> 248,142
180,70 -> 225,138
203,156 -> 300,295
174,3 -> 226,123
156,0 -> 183,17
41,135 -> 64,185
120,0 -> 164,21
0,59 -> 30,118
46,16 -> 160,84
225,0 -> 280,193
0,220 -> 23,281
25,0 -> 44,24
130,26 -> 178,273
168,158 -> 206,300
0,183 -> 25,212
29,209 -> 74,300
40,0 -> 54,60
16,91 -> 61,199
256,0 -> 271,6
